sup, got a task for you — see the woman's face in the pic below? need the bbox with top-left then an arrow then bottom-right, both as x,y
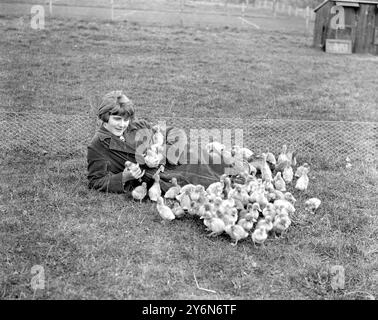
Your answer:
104,115 -> 130,136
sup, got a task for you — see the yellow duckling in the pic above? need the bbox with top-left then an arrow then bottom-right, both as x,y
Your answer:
180,184 -> 196,195
274,199 -> 295,215
284,192 -> 296,204
295,167 -> 309,191
222,207 -> 238,226
305,198 -> 321,213
256,216 -> 274,232
171,202 -> 185,218
206,181 -> 224,199
225,224 -> 249,246
265,147 -> 277,167
251,227 -> 268,245
190,185 -> 206,202
148,174 -> 161,202
262,203 -> 276,220
282,161 -> 294,183
255,187 -> 269,210
176,189 -> 191,211
273,214 -> 291,236
164,177 -> 181,199
202,214 -> 226,237
295,163 -> 310,178
144,148 -> 161,168
156,197 -> 175,222
131,182 -> 147,203
237,214 -> 255,232
247,203 -> 261,222
151,124 -> 165,146
273,172 -> 286,192
261,153 -> 273,183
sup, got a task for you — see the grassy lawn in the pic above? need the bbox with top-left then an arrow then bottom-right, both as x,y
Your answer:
0,11 -> 377,300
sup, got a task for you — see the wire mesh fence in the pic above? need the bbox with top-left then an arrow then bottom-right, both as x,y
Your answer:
0,111 -> 376,166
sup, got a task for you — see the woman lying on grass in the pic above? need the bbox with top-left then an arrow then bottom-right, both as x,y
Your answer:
87,91 -> 232,196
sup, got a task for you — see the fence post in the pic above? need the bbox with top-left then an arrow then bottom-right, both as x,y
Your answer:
305,6 -> 310,34
49,0 -> 52,15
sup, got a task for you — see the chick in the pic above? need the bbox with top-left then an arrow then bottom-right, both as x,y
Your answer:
251,227 -> 268,245
273,214 -> 291,236
225,224 -> 249,246
237,215 -> 255,232
148,174 -> 161,202
222,207 -> 238,226
295,163 -> 310,178
176,189 -> 191,211
256,216 -> 273,232
164,177 -> 181,199
273,172 -> 286,192
262,203 -> 276,220
156,197 -> 175,222
305,198 -> 321,213
203,215 -> 226,237
282,162 -> 294,183
172,202 -> 186,218
131,182 -> 147,203
295,167 -> 309,191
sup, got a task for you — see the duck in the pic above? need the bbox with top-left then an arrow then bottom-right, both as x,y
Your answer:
295,163 -> 310,178
246,203 -> 261,222
282,161 -> 294,183
222,207 -> 238,226
131,182 -> 147,203
265,147 -> 277,167
251,227 -> 268,245
224,224 -> 249,246
176,189 -> 192,210
305,198 -> 321,213
262,203 -> 276,220
151,124 -> 165,146
237,214 -> 255,232
256,216 -> 274,232
273,172 -> 286,192
156,197 -> 175,222
261,153 -> 273,183
295,167 -> 309,191
202,214 -> 226,237
277,144 -> 289,169
273,214 -> 291,236
172,202 -> 186,218
148,174 -> 161,202
164,177 -> 181,199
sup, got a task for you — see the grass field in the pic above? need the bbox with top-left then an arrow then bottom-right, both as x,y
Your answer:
0,6 -> 377,300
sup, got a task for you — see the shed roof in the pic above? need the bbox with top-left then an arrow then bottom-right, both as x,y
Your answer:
314,0 -> 378,12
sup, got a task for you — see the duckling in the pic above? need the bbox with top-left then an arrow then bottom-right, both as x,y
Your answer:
222,176 -> 232,199
151,124 -> 165,146
262,203 -> 276,220
284,192 -> 296,204
172,202 -> 186,218
305,198 -> 321,213
247,203 -> 261,222
190,185 -> 206,202
144,148 -> 161,168
237,214 -> 255,232
256,216 -> 273,232
180,184 -> 196,195
261,153 -> 273,183
156,197 -> 175,222
255,188 -> 269,210
206,181 -> 224,199
164,177 -> 181,199
282,161 -> 294,183
295,167 -> 309,191
295,163 -> 310,178
198,202 -> 215,219
176,189 -> 191,211
273,172 -> 286,192
225,224 -> 249,246
231,145 -> 254,161
273,214 -> 291,236
251,227 -> 268,245
265,147 -> 277,167
148,174 -> 161,202
131,182 -> 147,203
229,185 -> 249,209
188,200 -> 201,216
274,199 -> 295,215
286,145 -> 296,166
277,144 -> 289,168
222,207 -> 238,226
203,215 -> 226,237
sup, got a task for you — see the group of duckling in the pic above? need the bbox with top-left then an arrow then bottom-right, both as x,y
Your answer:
131,143 -> 322,246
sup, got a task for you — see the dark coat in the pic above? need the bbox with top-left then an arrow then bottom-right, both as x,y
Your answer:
87,119 -> 231,195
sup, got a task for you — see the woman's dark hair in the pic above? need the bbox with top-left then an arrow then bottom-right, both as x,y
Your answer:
99,102 -> 135,123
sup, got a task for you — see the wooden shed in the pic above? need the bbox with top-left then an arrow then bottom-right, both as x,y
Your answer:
313,0 -> 378,54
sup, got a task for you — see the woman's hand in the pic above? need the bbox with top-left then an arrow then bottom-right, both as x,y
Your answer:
122,162 -> 145,182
